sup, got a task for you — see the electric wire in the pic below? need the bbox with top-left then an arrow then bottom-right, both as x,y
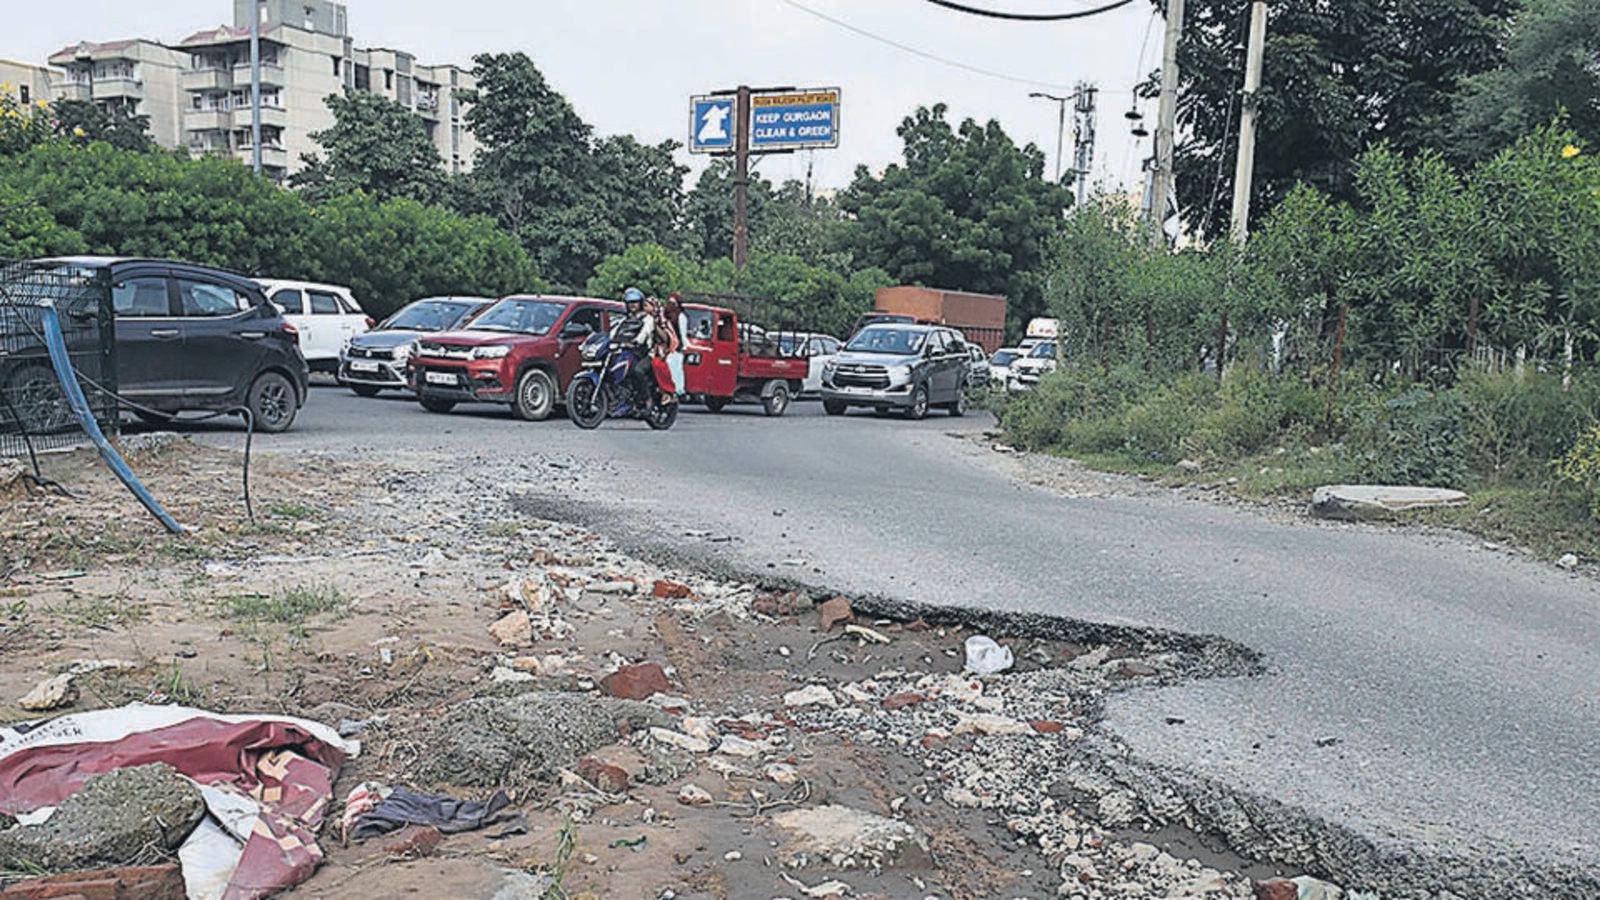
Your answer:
924,0 -> 1137,21
778,0 -> 1085,92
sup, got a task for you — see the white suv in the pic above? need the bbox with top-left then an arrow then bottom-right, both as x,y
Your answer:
258,279 -> 373,372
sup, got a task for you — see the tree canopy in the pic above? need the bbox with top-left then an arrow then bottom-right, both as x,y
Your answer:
290,87 -> 446,204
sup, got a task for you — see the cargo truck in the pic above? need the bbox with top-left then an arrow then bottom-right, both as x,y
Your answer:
865,286 -> 1008,353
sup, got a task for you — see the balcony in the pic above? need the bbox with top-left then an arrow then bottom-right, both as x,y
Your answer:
184,108 -> 232,132
54,82 -> 92,102
182,67 -> 232,92
234,144 -> 287,169
232,105 -> 286,130
231,62 -> 283,87
91,78 -> 143,102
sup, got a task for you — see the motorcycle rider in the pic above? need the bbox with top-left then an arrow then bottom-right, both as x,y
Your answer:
611,287 -> 657,407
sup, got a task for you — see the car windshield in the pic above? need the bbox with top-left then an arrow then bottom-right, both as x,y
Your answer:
469,299 -> 564,335
385,300 -> 473,332
845,326 -> 926,355
1027,342 -> 1056,359
991,350 -> 1020,366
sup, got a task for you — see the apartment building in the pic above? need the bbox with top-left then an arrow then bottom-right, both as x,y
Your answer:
41,0 -> 476,181
0,58 -> 55,109
45,40 -> 188,148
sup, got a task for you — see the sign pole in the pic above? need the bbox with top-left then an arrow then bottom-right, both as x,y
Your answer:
733,85 -> 752,273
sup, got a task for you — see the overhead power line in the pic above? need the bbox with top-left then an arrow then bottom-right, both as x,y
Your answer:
778,0 -> 1094,92
925,0 -> 1138,21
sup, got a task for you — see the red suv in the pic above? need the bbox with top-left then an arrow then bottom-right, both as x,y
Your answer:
410,295 -> 622,420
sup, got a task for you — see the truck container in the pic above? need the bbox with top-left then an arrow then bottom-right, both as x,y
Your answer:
872,286 -> 1007,353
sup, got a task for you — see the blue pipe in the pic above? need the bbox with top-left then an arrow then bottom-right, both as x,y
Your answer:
38,301 -> 186,535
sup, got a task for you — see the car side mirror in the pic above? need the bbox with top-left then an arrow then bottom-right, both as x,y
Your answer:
561,321 -> 592,338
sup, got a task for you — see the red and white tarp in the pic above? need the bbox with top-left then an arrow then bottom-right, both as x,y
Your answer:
0,704 -> 359,900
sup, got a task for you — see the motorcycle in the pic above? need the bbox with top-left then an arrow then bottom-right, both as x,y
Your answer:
565,331 -> 678,430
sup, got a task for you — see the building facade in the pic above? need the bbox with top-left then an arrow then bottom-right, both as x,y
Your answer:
45,40 -> 189,148
0,58 -> 55,109
42,0 -> 476,181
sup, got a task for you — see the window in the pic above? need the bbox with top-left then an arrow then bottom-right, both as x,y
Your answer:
925,331 -> 948,355
271,289 -> 304,315
18,86 -> 29,106
565,306 -> 604,335
947,334 -> 967,355
332,56 -> 341,77
716,313 -> 736,342
307,291 -> 342,315
178,280 -> 247,317
384,70 -> 393,91
112,277 -> 170,318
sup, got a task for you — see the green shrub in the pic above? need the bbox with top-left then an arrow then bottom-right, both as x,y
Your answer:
1189,368 -> 1324,459
1554,423 -> 1600,520
1456,369 -> 1600,482
1345,385 -> 1468,486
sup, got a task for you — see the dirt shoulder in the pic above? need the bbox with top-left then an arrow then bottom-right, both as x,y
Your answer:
0,436 -> 1580,899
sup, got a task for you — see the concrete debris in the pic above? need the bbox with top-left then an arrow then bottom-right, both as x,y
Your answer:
0,863 -> 186,900
1557,552 -> 1579,569
18,673 -> 77,712
843,623 -> 890,644
675,784 -> 713,807
783,685 -> 838,708
1310,484 -> 1469,520
817,596 -> 855,631
772,804 -> 927,871
778,872 -> 853,898
649,727 -> 713,754
487,610 -> 534,646
763,763 -> 801,785
0,764 -> 205,873
951,712 -> 1034,736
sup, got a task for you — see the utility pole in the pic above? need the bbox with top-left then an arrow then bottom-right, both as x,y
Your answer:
1148,0 -> 1183,245
1071,83 -> 1097,206
732,85 -> 751,272
1229,0 -> 1268,245
249,0 -> 262,175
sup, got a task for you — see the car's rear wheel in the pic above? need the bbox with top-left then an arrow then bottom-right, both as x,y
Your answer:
904,384 -> 930,420
823,399 -> 847,416
4,363 -> 71,434
762,382 -> 790,417
246,371 -> 297,433
418,393 -> 456,414
512,368 -> 555,421
349,384 -> 381,398
948,386 -> 968,417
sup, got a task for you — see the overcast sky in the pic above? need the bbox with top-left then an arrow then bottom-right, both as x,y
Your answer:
7,0 -> 1163,192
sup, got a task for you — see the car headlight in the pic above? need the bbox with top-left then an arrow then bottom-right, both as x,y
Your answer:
886,365 -> 912,383
472,345 -> 511,360
822,360 -> 837,376
392,342 -> 416,360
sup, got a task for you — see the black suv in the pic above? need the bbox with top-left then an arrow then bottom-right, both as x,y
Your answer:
30,257 -> 309,432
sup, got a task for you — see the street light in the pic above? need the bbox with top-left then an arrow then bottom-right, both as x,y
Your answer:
1028,91 -> 1069,183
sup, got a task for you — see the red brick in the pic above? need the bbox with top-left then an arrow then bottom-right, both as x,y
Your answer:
577,757 -> 631,793
1253,879 -> 1299,900
1029,720 -> 1065,734
600,662 -> 671,700
881,692 -> 927,710
818,596 -> 855,631
0,864 -> 185,900
382,825 -> 442,858
652,580 -> 692,599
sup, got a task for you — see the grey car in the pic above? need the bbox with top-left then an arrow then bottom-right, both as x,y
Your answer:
820,323 -> 972,419
338,296 -> 493,396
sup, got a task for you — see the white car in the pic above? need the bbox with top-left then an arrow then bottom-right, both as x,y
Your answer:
777,332 -> 842,396
987,347 -> 1024,385
1007,341 -> 1059,392
258,279 -> 373,372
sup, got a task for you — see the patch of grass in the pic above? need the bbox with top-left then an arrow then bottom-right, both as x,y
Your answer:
1411,483 -> 1600,562
53,594 -> 149,628
218,582 -> 348,624
268,502 -> 318,520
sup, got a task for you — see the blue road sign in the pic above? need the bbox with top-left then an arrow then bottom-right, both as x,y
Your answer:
749,89 -> 841,151
689,96 -> 735,154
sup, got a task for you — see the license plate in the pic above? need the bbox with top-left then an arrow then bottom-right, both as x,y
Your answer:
424,371 -> 457,386
349,360 -> 379,372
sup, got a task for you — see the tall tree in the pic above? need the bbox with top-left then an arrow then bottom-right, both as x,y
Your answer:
1172,0 -> 1517,238
290,87 -> 445,204
837,104 -> 1070,329
1451,0 -> 1600,162
49,99 -> 153,152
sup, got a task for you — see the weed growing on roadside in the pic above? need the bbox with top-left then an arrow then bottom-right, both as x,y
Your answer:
218,582 -> 348,624
53,594 -> 148,628
268,502 -> 318,520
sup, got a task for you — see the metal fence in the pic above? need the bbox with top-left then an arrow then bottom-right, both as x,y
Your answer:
0,259 -> 117,457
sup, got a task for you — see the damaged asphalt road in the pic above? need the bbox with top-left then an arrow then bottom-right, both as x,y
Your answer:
205,390 -> 1600,894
